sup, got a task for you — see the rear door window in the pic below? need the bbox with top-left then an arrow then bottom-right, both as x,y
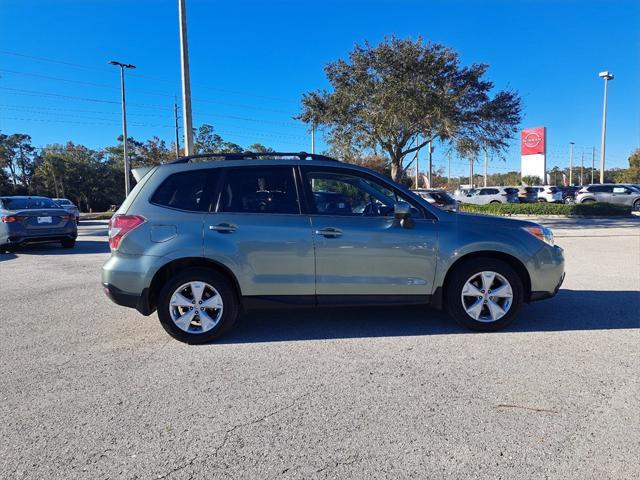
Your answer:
150,169 -> 215,211
217,166 -> 300,214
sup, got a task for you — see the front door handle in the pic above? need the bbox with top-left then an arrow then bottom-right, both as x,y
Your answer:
209,223 -> 237,233
315,227 -> 342,238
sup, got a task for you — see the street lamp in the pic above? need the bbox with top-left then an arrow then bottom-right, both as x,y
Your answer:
598,70 -> 614,184
109,60 -> 136,196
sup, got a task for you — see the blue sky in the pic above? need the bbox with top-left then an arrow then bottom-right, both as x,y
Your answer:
1,0 -> 638,177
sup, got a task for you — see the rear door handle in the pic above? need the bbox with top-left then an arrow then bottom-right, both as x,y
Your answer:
209,223 -> 237,233
315,227 -> 342,238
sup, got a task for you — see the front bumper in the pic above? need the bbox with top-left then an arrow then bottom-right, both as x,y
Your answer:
527,244 -> 565,302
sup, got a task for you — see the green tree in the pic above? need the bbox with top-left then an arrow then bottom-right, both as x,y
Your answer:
298,37 -> 522,181
0,132 -> 38,191
623,148 -> 640,183
247,143 -> 274,153
521,175 -> 542,185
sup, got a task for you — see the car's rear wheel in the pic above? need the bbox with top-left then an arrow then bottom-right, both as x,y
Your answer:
581,198 -> 595,203
538,198 -> 547,202
61,238 -> 76,248
157,268 -> 239,344
633,199 -> 640,211
446,258 -> 523,332
0,244 -> 9,254
489,200 -> 501,204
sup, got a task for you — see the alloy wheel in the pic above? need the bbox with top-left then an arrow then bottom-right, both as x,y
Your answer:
169,281 -> 223,333
461,271 -> 513,323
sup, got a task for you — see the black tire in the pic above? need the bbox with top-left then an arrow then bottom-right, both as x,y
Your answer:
633,199 -> 640,211
489,200 -> 501,204
157,267 -> 239,344
445,257 -> 524,332
538,198 -> 547,202
581,198 -> 595,203
61,238 -> 76,248
0,244 -> 8,254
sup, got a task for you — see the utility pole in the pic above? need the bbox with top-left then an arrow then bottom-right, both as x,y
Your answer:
178,0 -> 194,156
311,124 -> 315,154
447,150 -> 451,185
569,142 -> 574,186
598,71 -> 614,184
483,142 -> 488,187
414,135 -> 419,188
109,60 -> 136,196
469,157 -> 474,187
173,99 -> 180,160
591,147 -> 595,184
580,152 -> 584,186
427,140 -> 432,188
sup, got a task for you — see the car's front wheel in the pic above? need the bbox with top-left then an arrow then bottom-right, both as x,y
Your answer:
157,268 -> 239,344
446,258 -> 524,332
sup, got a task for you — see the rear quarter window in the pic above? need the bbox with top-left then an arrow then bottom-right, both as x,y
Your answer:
150,170 -> 215,211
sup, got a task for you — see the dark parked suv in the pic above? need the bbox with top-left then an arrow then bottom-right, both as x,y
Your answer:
102,152 -> 564,344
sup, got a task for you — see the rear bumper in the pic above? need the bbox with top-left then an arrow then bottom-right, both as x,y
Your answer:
103,283 -> 153,316
2,232 -> 76,246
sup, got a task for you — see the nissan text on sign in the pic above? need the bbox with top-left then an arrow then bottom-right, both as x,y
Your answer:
521,127 -> 547,182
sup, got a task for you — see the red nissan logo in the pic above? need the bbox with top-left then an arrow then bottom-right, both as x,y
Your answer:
524,132 -> 542,148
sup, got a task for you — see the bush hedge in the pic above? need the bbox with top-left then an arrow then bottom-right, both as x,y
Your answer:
458,202 -> 632,216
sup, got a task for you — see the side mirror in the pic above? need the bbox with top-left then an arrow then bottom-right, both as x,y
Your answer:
394,202 -> 414,229
394,201 -> 411,219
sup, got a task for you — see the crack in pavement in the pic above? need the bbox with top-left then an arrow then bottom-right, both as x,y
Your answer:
210,390 -> 315,461
156,455 -> 197,479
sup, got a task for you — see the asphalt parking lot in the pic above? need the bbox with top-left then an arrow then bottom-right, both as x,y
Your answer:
1,218 -> 638,479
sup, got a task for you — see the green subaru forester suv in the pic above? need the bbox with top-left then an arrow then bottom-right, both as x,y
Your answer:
102,152 -> 564,344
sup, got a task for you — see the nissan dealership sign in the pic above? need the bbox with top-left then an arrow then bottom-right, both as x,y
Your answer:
521,127 -> 546,181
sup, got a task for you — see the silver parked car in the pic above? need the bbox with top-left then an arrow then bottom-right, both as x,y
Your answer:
53,198 -> 81,224
458,187 -> 519,205
0,196 -> 78,253
102,152 -> 564,344
576,184 -> 640,210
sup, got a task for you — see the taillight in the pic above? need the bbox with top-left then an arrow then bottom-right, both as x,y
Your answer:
1,215 -> 24,223
108,214 -> 145,250
61,214 -> 75,220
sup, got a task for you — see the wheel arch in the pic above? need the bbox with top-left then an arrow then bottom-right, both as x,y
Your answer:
432,250 -> 532,309
148,257 -> 242,313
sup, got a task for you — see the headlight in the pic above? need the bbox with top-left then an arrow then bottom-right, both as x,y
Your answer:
523,226 -> 554,246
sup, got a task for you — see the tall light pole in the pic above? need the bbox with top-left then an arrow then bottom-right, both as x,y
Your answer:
598,71 -> 614,184
569,142 -> 574,186
109,60 -> 135,196
427,141 -> 433,188
483,142 -> 488,187
178,0 -> 194,156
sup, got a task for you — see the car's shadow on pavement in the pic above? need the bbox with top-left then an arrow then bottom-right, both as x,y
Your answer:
220,289 -> 640,344
1,239 -> 109,257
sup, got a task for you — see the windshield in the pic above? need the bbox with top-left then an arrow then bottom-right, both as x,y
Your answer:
55,199 -> 72,205
1,197 -> 59,210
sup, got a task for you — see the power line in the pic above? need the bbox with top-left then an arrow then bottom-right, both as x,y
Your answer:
0,49 -> 299,103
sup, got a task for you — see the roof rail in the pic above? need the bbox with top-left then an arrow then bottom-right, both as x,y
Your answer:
168,151 -> 339,165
